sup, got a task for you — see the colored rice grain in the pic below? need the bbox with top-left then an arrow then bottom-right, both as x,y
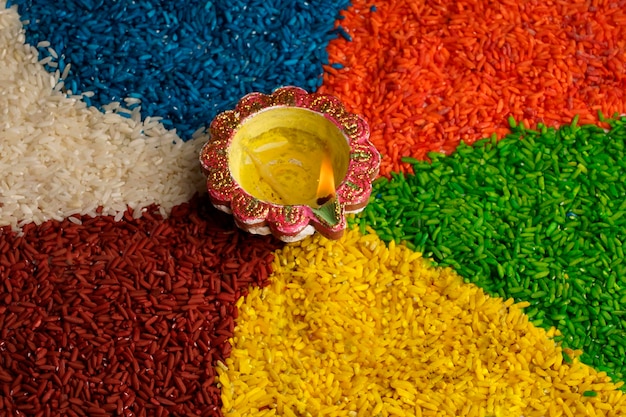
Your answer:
6,0 -> 350,139
319,0 -> 626,176
355,117 -> 626,388
0,195 -> 283,416
0,5 -> 205,231
218,228 -> 626,416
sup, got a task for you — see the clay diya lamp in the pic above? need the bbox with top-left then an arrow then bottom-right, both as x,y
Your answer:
199,86 -> 380,242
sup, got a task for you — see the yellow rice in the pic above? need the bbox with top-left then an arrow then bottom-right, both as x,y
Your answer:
218,227 -> 626,416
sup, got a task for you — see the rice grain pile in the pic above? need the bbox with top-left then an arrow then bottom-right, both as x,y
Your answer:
218,228 -> 626,416
355,117 -> 626,387
6,0 -> 351,138
0,5 -> 205,231
0,195 -> 283,416
4,0 -> 626,415
319,0 -> 626,176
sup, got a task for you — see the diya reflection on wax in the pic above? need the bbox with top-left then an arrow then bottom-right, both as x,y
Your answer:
199,86 -> 380,242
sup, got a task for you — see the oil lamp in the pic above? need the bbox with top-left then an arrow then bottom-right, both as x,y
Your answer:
200,86 -> 380,242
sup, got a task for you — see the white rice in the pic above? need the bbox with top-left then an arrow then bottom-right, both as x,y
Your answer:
0,4 -> 207,231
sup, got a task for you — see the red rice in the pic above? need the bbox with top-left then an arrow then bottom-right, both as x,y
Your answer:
0,195 -> 282,416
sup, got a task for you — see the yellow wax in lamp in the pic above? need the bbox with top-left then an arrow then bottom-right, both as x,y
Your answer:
240,127 -> 327,206
229,107 -> 350,208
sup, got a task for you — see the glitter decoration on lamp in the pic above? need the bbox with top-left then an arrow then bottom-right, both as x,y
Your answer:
200,86 -> 380,242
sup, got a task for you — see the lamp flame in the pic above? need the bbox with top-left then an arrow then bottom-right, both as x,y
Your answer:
316,152 -> 335,206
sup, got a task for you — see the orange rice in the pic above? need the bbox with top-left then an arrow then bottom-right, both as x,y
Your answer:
320,0 -> 626,176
